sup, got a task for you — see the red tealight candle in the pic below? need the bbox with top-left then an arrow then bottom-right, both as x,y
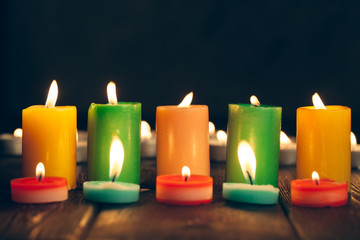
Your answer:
156,166 -> 213,205
291,171 -> 348,207
11,162 -> 68,204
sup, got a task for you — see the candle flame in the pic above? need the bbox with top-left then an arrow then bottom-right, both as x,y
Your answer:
238,140 -> 256,183
312,93 -> 326,110
216,130 -> 227,145
209,122 -> 215,135
109,136 -> 124,180
107,81 -> 118,105
36,162 -> 45,182
45,80 -> 58,108
182,166 -> 191,181
351,132 -> 357,150
312,171 -> 320,184
13,128 -> 23,138
250,95 -> 260,106
280,131 -> 292,144
141,120 -> 152,140
178,92 -> 193,107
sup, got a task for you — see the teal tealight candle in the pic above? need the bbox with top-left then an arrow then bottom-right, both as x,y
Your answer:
83,181 -> 140,203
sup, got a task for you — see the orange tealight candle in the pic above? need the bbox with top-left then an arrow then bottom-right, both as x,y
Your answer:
156,92 -> 210,176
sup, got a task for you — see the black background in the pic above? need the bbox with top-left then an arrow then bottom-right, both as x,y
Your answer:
1,1 -> 360,136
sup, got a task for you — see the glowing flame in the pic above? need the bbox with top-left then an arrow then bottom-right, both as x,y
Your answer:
209,122 -> 215,135
109,136 -> 124,180
250,95 -> 260,106
13,128 -> 23,138
107,81 -> 118,105
312,171 -> 320,185
178,92 -> 193,107
182,166 -> 191,181
45,80 -> 58,108
216,130 -> 227,145
238,141 -> 256,183
312,93 -> 326,110
36,162 -> 45,182
280,131 -> 292,144
141,120 -> 152,140
351,132 -> 357,150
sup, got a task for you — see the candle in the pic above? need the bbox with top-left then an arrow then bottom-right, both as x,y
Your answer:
225,95 -> 281,186
351,132 -> 360,168
83,136 -> 140,203
76,130 -> 87,162
209,121 -> 216,139
156,166 -> 213,205
22,80 -> 77,190
156,92 -> 210,176
0,128 -> 22,156
279,131 -> 296,166
140,121 -> 156,158
87,82 -> 141,184
291,171 -> 348,207
210,130 -> 227,162
223,141 -> 279,204
297,93 -> 351,190
11,162 -> 68,203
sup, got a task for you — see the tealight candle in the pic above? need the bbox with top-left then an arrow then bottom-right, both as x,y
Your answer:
291,171 -> 348,207
297,93 -> 351,190
226,95 -> 281,187
156,92 -> 210,176
0,128 -> 22,156
279,131 -> 296,166
22,80 -> 77,190
84,136 -> 140,203
140,121 -> 156,158
209,121 -> 216,139
351,132 -> 360,168
156,166 -> 213,205
87,82 -> 141,184
223,141 -> 279,204
11,162 -> 68,204
210,130 -> 227,162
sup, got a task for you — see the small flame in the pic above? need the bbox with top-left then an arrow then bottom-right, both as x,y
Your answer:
141,121 -> 152,140
182,166 -> 191,181
45,80 -> 58,108
107,81 -> 118,105
109,136 -> 124,180
351,132 -> 357,150
13,128 -> 23,138
209,122 -> 215,135
36,162 -> 45,182
216,130 -> 227,145
312,93 -> 326,110
250,95 -> 260,106
238,141 -> 256,183
280,131 -> 292,144
312,171 -> 320,185
178,92 -> 193,107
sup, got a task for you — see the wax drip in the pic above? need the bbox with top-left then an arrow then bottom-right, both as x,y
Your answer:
246,171 -> 253,185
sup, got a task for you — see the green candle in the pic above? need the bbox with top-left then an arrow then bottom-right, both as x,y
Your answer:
225,98 -> 281,187
87,84 -> 141,184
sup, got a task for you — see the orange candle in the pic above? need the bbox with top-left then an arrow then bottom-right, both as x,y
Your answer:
156,92 -> 210,176
22,80 -> 77,190
297,93 -> 351,190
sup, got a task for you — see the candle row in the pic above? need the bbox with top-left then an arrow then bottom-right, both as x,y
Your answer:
10,80 -> 351,208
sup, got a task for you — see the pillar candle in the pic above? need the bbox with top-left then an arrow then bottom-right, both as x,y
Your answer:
225,96 -> 281,187
156,92 -> 210,176
87,82 -> 141,184
297,93 -> 351,190
22,80 -> 77,190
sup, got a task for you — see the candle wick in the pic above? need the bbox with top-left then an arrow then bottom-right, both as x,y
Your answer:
38,174 -> 42,183
112,173 -> 116,182
315,179 -> 319,186
185,176 -> 188,182
247,171 -> 253,185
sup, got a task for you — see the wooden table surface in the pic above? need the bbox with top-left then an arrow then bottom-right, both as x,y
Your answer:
1,157 -> 360,240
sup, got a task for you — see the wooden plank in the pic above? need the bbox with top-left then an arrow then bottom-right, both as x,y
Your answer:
279,168 -> 360,240
85,161 -> 297,240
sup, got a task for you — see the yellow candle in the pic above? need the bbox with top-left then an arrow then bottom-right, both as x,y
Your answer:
296,93 -> 351,190
22,80 -> 77,190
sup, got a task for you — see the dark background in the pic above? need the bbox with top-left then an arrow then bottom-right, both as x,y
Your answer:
1,1 -> 360,136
